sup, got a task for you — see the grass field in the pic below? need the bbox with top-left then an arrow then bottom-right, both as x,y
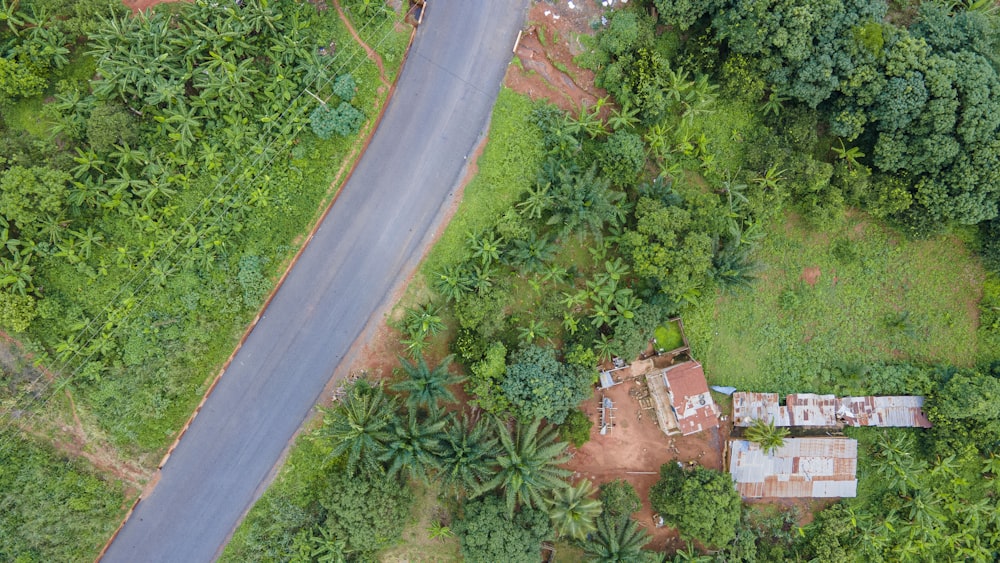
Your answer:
684,211 -> 985,392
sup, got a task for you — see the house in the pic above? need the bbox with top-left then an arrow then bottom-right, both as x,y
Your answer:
646,360 -> 720,436
733,392 -> 931,429
729,438 -> 858,498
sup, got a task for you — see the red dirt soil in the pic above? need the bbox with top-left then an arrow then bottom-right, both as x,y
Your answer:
505,2 -> 610,114
565,379 -> 730,552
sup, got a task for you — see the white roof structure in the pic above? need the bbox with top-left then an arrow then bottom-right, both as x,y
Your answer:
729,438 -> 858,499
733,393 -> 931,428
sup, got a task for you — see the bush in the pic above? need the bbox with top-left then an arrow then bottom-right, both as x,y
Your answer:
649,463 -> 740,547
309,102 -> 365,139
453,495 -> 551,563
557,409 -> 593,448
332,73 -> 357,102
599,479 -> 641,517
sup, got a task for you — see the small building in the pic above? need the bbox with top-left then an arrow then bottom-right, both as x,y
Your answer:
646,361 -> 720,436
729,438 -> 858,498
733,392 -> 931,429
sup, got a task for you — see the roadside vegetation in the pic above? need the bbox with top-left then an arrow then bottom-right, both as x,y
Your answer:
231,0 -> 1000,560
0,0 -> 409,559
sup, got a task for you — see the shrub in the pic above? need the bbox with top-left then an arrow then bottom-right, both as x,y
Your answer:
598,479 -> 641,517
309,102 -> 365,139
557,409 -> 593,448
332,73 -> 357,102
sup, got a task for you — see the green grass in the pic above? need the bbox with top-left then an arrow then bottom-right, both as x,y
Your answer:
420,88 -> 545,278
684,211 -> 985,392
654,320 -> 684,352
5,97 -> 56,137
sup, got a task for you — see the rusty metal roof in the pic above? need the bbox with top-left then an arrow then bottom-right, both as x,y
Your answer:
729,438 -> 858,499
734,393 -> 932,429
838,396 -> 932,428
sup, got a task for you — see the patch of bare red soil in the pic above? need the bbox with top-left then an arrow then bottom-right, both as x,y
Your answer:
565,380 -> 729,553
506,2 -> 610,114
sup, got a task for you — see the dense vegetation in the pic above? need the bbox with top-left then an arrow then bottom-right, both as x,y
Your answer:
0,0 -> 408,451
0,0 -> 409,559
0,435 -> 124,562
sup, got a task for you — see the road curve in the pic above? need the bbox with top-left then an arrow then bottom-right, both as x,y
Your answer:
102,2 -> 529,561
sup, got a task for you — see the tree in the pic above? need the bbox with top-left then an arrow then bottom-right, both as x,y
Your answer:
583,513 -> 652,563
557,409 -> 593,448
599,130 -> 647,187
0,291 -> 35,332
501,345 -> 593,424
744,418 -> 789,454
599,479 -> 641,518
320,380 -> 397,476
380,406 -> 446,483
0,165 -> 71,237
319,467 -> 413,557
332,73 -> 356,102
438,413 -> 498,497
453,495 -> 552,563
546,480 -> 602,540
621,196 -> 717,305
477,418 -> 572,515
650,463 -> 741,547
392,354 -> 463,409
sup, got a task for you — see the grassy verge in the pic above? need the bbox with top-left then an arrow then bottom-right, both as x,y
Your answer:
419,87 -> 545,278
685,211 -> 985,392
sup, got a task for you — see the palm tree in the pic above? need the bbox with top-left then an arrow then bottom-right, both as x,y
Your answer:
381,407 -> 447,483
392,355 -> 463,409
432,264 -> 473,302
761,91 -> 788,117
832,138 -> 865,169
401,302 -> 445,340
508,232 -> 555,273
321,380 -> 398,475
744,418 -> 788,454
477,418 -> 572,515
438,413 -> 498,497
583,513 -> 651,563
517,182 -> 553,220
467,230 -> 503,266
547,480 -> 602,541
711,237 -> 760,293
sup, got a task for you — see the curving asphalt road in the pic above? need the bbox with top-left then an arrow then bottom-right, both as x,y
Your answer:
102,2 -> 529,561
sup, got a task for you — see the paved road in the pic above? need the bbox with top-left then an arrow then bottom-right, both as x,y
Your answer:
102,2 -> 528,561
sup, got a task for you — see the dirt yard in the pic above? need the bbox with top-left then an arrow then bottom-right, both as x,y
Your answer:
565,378 -> 730,551
505,1 -> 611,113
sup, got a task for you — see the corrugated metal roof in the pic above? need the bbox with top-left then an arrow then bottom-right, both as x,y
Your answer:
729,438 -> 858,499
838,396 -> 932,428
734,393 -> 931,429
